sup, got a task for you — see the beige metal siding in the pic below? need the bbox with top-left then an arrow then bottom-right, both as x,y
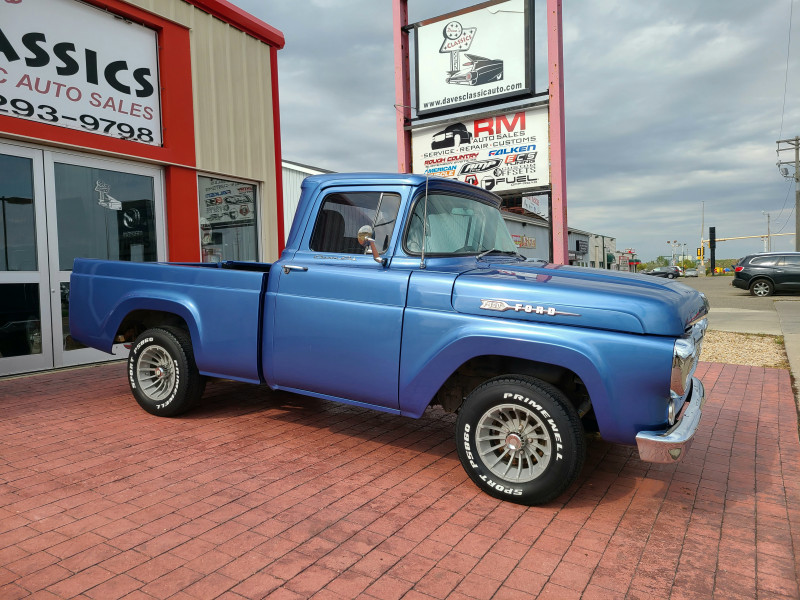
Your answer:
124,0 -> 280,260
282,166 -> 308,242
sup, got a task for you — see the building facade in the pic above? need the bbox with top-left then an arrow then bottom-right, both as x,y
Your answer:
0,0 -> 284,376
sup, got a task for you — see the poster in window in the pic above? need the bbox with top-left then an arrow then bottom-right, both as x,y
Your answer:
198,178 -> 256,229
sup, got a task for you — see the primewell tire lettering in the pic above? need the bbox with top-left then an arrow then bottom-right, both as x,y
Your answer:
127,328 -> 203,418
156,360 -> 180,410
134,336 -> 153,353
502,391 -> 563,459
456,376 -> 586,505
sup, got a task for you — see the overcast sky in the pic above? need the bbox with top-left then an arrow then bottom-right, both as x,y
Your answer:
230,0 -> 799,262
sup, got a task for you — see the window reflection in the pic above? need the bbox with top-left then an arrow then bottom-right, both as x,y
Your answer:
198,176 -> 258,262
60,282 -> 86,351
0,154 -> 37,272
0,283 -> 42,358
55,163 -> 156,270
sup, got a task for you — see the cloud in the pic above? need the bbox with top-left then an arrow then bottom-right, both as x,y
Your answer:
230,0 -> 800,260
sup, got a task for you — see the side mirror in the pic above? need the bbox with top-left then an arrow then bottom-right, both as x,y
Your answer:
357,225 -> 384,264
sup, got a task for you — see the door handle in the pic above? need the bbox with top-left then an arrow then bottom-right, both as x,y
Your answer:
283,265 -> 308,274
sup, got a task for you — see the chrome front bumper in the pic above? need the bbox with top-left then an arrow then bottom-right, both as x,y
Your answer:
636,377 -> 705,463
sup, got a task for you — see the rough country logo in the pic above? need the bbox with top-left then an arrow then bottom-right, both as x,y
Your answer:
5,1 -> 22,4
440,20 -> 503,86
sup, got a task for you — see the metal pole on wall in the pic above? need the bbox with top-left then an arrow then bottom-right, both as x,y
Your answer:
776,136 -> 800,250
393,0 -> 412,173
547,0 -> 568,264
796,138 -> 799,251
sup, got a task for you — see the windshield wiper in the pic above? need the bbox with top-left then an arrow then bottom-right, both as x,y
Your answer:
477,248 -> 525,260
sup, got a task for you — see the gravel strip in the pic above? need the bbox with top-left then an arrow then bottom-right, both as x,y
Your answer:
701,330 -> 788,368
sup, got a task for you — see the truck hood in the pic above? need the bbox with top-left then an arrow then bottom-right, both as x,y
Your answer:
452,262 -> 708,336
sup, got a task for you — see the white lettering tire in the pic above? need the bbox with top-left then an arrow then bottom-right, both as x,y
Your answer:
128,327 -> 204,417
456,375 -> 585,505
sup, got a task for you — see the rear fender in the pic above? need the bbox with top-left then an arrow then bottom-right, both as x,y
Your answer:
99,294 -> 201,356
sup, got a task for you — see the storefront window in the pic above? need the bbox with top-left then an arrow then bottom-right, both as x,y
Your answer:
54,163 -> 157,270
198,176 -> 258,262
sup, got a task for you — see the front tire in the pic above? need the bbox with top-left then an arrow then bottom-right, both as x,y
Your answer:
128,327 -> 204,417
750,279 -> 774,297
456,375 -> 585,505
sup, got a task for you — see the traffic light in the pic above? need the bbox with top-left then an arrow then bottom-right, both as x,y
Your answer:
696,247 -> 703,260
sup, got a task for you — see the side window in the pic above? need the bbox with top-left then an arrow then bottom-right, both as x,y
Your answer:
782,255 -> 800,265
750,256 -> 778,266
309,192 -> 401,254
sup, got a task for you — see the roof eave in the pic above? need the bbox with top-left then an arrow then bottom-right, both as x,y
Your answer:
187,0 -> 285,48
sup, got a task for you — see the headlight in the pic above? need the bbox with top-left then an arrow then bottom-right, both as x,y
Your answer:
670,318 -> 706,398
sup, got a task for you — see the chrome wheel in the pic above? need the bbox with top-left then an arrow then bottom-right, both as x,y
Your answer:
136,345 -> 176,401
475,403 -> 552,482
751,281 -> 772,297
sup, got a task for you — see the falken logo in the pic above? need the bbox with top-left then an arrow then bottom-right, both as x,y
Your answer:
480,299 -> 580,317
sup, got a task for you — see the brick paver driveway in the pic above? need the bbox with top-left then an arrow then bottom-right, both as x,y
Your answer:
1,362 -> 798,599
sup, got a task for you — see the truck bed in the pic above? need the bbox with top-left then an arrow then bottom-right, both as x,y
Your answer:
70,259 -> 272,383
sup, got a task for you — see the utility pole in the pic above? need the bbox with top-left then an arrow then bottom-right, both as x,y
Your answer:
777,136 -> 800,251
763,211 -> 771,252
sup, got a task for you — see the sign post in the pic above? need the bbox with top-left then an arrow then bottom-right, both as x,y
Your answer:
393,0 -> 411,172
547,0 -> 568,264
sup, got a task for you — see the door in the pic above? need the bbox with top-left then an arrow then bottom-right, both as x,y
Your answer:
43,151 -> 166,368
773,255 -> 800,291
0,144 -> 53,376
0,141 -> 166,376
271,188 -> 409,410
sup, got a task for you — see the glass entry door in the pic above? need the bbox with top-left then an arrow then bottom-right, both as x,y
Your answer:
0,144 -> 53,376
0,141 -> 165,376
43,151 -> 165,368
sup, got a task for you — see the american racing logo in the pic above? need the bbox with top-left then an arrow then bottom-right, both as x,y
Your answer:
479,299 -> 580,317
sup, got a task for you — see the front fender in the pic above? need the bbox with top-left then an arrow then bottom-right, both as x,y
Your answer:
398,310 -> 675,444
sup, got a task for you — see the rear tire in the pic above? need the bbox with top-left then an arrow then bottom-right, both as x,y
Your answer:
750,279 -> 774,297
456,375 -> 585,506
128,327 -> 204,417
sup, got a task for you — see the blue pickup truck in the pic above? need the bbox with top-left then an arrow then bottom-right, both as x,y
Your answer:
70,173 -> 708,505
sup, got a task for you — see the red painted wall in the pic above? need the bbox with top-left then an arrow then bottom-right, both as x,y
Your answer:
0,0 -> 199,260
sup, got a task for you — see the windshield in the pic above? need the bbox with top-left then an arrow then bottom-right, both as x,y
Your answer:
404,193 -> 518,256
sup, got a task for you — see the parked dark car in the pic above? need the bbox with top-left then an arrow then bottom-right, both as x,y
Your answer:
644,266 -> 681,279
732,252 -> 800,296
447,54 -> 503,86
